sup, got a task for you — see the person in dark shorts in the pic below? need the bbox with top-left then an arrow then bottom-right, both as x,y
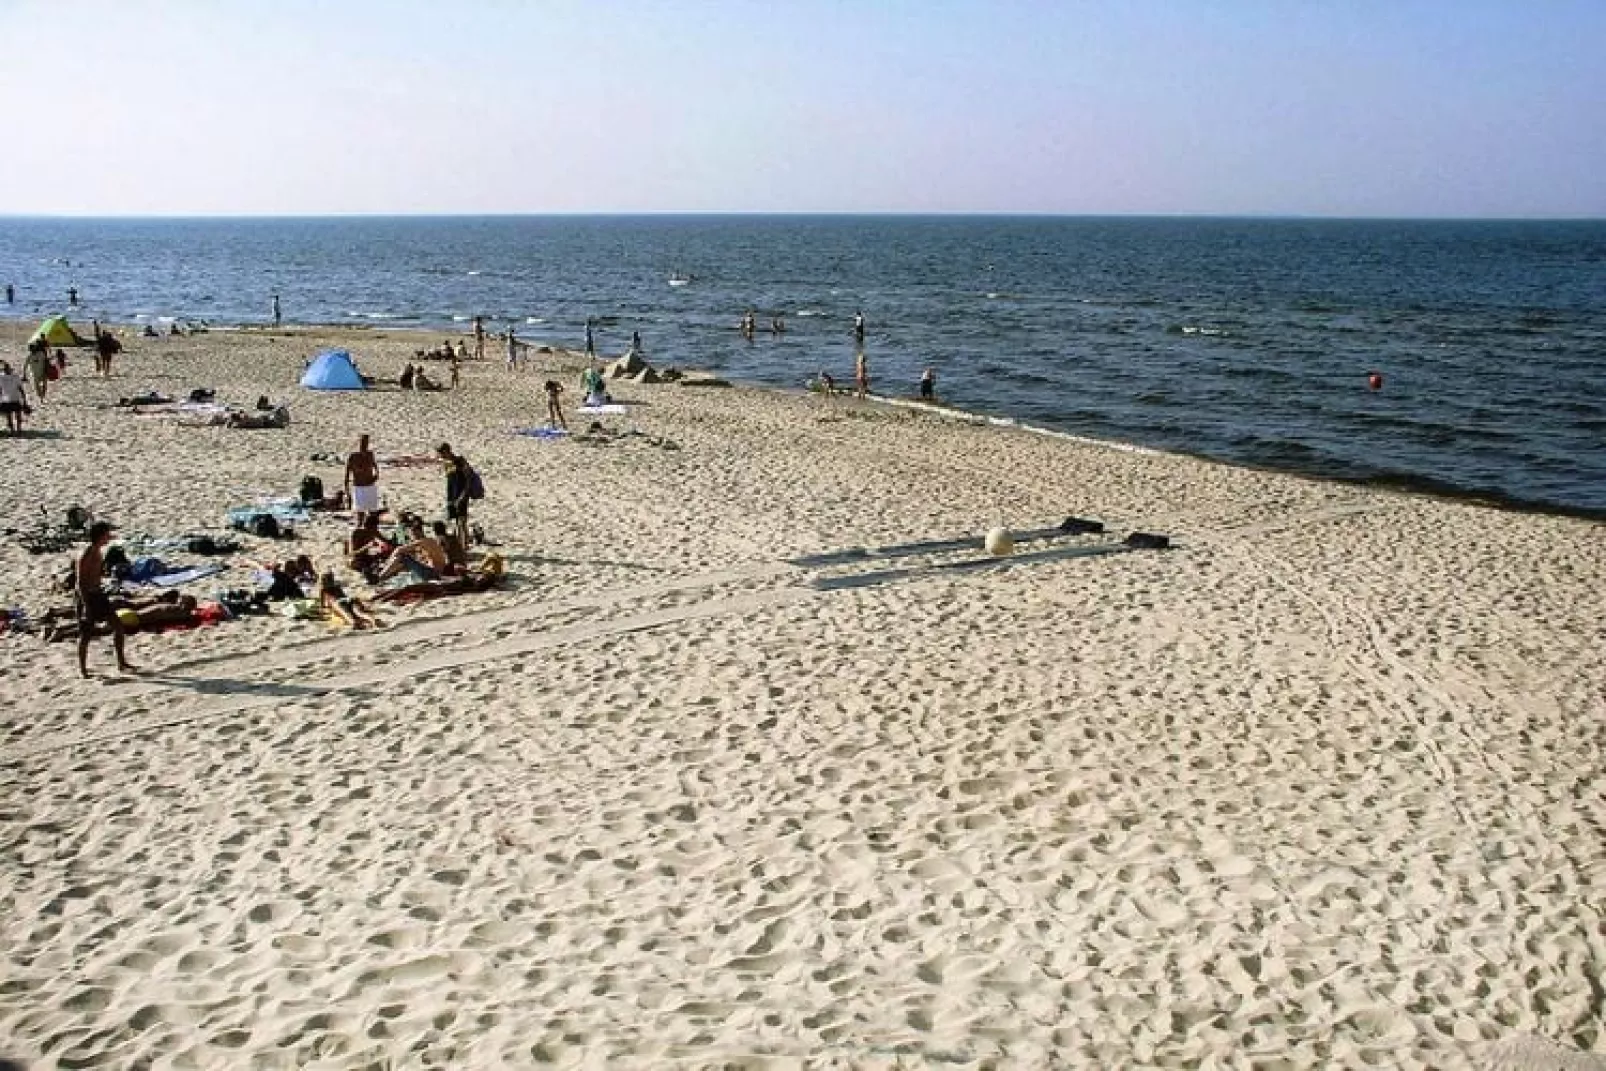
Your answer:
437,442 -> 473,552
76,521 -> 136,678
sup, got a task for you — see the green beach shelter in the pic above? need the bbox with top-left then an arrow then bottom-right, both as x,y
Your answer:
28,316 -> 87,348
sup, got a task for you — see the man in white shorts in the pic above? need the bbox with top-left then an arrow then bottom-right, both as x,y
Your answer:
344,433 -> 381,525
0,361 -> 28,434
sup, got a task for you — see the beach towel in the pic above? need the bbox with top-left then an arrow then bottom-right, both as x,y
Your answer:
148,564 -> 226,588
227,501 -> 310,528
515,427 -> 569,439
577,404 -> 628,415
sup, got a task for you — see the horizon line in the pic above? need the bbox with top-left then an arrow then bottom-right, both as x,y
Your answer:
1,210 -> 1603,224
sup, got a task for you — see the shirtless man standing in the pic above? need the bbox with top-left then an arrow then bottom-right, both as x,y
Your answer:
344,434 -> 381,526
76,522 -> 136,678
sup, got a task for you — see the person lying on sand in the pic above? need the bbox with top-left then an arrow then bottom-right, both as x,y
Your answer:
40,591 -> 197,643
373,554 -> 505,604
315,572 -> 380,629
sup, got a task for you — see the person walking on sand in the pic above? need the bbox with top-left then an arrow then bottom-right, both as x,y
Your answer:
272,293 -> 281,327
0,362 -> 28,434
76,521 -> 137,678
437,442 -> 474,552
23,343 -> 50,403
506,324 -> 520,371
855,350 -> 869,399
473,316 -> 486,361
344,433 -> 381,527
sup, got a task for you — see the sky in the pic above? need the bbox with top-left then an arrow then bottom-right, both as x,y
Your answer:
1,0 -> 1602,218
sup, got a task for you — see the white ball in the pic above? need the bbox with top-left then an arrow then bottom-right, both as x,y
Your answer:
983,527 -> 1015,556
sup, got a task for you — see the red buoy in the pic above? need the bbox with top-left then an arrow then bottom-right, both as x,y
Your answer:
1368,372 -> 1383,391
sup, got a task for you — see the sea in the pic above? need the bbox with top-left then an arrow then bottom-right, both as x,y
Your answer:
2,215 -> 1603,518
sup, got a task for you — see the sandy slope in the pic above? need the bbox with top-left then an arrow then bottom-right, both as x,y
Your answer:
1,324 -> 1602,1068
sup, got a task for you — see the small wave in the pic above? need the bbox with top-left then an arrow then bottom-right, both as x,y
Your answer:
794,309 -> 826,318
1168,324 -> 1231,337
452,315 -> 469,322
467,270 -> 481,276
525,317 -> 546,324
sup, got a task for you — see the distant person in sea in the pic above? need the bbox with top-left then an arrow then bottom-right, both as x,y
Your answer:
345,434 -> 381,527
585,318 -> 595,358
741,310 -> 756,340
473,316 -> 486,360
68,286 -> 79,307
4,283 -> 12,304
771,315 -> 785,335
24,341 -> 51,402
437,442 -> 475,552
853,310 -> 866,344
0,362 -> 29,434
272,293 -> 281,327
631,329 -> 643,354
855,350 -> 869,399
919,367 -> 936,401
544,378 -> 568,429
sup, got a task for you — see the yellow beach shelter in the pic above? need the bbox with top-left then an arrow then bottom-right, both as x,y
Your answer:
28,315 -> 87,348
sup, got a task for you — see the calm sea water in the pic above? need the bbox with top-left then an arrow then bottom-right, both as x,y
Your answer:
3,215 -> 1604,517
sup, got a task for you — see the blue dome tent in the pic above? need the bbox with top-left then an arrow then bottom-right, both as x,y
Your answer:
300,349 -> 365,391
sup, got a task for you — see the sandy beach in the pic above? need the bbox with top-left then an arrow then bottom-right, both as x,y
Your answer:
1,323 -> 1602,1068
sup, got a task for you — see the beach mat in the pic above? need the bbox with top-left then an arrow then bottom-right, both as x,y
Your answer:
789,523 -> 1091,569
809,542 -> 1137,591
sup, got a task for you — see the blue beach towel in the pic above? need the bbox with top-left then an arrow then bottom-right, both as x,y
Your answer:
515,427 -> 569,439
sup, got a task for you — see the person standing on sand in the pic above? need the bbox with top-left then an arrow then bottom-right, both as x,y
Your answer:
437,442 -> 474,552
0,362 -> 28,433
344,434 -> 381,526
76,521 -> 137,678
272,294 -> 281,327
544,378 -> 567,429
473,316 -> 485,360
855,350 -> 869,399
449,349 -> 461,389
506,325 -> 520,371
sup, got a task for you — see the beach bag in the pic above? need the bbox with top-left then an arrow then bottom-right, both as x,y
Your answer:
46,364 -> 60,382
299,475 -> 324,505
466,468 -> 485,501
250,514 -> 281,539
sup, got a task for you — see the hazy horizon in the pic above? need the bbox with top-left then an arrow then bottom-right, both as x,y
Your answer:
2,0 -> 1602,219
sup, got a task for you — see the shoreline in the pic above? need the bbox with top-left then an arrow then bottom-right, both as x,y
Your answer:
11,314 -> 1602,524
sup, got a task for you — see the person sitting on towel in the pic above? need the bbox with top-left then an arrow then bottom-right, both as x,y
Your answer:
376,519 -> 448,582
399,363 -> 415,390
316,572 -> 380,630
434,520 -> 468,574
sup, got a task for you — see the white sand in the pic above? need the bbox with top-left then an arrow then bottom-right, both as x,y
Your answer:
1,325 -> 1602,1068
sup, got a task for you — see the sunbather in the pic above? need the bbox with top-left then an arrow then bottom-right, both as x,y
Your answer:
376,519 -> 448,582
316,572 -> 380,629
373,554 -> 505,604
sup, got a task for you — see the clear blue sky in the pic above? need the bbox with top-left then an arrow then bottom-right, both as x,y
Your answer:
2,0 -> 1601,217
